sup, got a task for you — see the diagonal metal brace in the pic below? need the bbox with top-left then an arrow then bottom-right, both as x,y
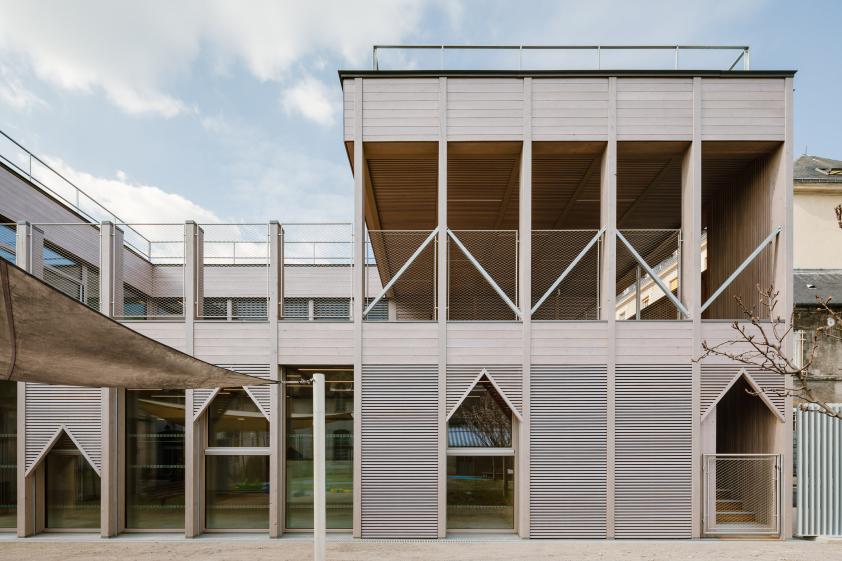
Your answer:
700,226 -> 781,313
363,229 -> 438,318
531,227 -> 605,316
616,230 -> 690,318
447,229 -> 521,319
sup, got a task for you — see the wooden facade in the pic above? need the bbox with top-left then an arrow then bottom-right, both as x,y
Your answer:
0,66 -> 794,540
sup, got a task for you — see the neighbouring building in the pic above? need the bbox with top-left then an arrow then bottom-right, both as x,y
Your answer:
793,154 -> 842,403
0,45 -> 795,540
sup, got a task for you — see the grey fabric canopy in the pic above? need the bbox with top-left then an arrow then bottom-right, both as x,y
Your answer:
0,260 -> 273,389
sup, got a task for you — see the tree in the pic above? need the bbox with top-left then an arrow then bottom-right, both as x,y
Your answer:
695,285 -> 842,419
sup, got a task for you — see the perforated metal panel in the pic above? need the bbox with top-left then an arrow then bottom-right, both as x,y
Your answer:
615,364 -> 692,538
530,365 -> 607,538
24,383 -> 102,474
361,365 -> 438,538
446,365 -> 522,416
701,364 -> 785,419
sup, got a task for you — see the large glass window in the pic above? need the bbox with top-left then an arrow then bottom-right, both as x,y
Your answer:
205,388 -> 269,530
446,375 -> 515,530
45,437 -> 100,529
0,381 -> 16,528
447,455 -> 514,530
126,390 -> 185,529
285,368 -> 353,530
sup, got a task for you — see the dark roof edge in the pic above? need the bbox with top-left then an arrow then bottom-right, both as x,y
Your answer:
338,68 -> 796,84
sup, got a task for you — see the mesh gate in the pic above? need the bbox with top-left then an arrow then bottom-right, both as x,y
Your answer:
703,454 -> 781,536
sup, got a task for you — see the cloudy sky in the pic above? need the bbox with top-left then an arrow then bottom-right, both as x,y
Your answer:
0,0 -> 838,224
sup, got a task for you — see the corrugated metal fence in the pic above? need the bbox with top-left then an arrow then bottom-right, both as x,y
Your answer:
796,403 -> 842,537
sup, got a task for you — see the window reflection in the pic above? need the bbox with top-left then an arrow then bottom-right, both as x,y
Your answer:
205,455 -> 269,529
0,382 -> 15,528
208,388 -> 269,447
447,455 -> 514,530
448,379 -> 512,448
45,436 -> 100,529
126,390 -> 185,529
285,368 -> 353,530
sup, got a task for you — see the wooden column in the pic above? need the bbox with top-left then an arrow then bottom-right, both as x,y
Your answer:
99,221 -> 124,537
518,77 -> 532,538
14,222 -> 42,537
184,221 -> 203,537
601,77 -> 618,538
268,221 -> 283,538
436,76 -> 448,538
682,78 -> 703,538
352,77 -> 364,538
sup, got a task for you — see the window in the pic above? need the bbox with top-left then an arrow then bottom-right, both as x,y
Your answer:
282,298 -> 309,320
0,224 -> 15,263
363,298 -> 389,321
313,298 -> 350,321
125,390 -> 185,529
446,375 -> 515,530
642,295 -> 650,308
45,435 -> 100,529
0,381 -> 15,528
285,368 -> 353,530
123,284 -> 149,318
202,298 -> 268,321
205,388 -> 269,530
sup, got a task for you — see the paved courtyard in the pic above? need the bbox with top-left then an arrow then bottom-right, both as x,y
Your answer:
0,536 -> 840,561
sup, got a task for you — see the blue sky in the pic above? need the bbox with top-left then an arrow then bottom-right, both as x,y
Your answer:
0,0 -> 838,224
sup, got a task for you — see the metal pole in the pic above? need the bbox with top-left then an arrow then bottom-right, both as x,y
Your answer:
635,265 -> 641,320
313,373 -> 326,561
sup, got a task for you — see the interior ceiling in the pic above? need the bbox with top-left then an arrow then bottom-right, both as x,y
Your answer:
617,141 -> 689,230
532,141 -> 604,230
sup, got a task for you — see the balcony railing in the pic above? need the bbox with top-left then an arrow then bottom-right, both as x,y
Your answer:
372,44 -> 750,72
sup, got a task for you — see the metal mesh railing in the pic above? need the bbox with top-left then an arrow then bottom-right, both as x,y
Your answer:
704,454 -> 780,536
282,223 -> 352,321
116,224 -> 185,320
0,223 -> 15,264
200,224 -> 269,321
616,229 -> 682,320
365,230 -> 437,321
531,230 -> 600,320
35,223 -> 101,310
448,230 -> 518,321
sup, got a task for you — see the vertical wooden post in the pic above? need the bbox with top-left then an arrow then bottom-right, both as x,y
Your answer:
602,77 -> 618,538
313,373 -> 326,561
683,77 -> 703,538
183,221 -> 202,537
436,76 -> 448,538
99,221 -> 124,537
518,76 -> 532,538
15,222 -> 42,537
268,221 -> 283,538
352,77 -> 364,538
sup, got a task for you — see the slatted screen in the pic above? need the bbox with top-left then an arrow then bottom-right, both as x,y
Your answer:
25,383 -> 102,474
361,365 -> 438,538
530,365 -> 607,538
615,364 -> 692,538
701,364 -> 785,418
192,364 -> 272,421
446,365 -> 522,416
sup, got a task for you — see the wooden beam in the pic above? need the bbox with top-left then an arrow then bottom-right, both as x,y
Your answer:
553,157 -> 601,229
617,157 -> 678,228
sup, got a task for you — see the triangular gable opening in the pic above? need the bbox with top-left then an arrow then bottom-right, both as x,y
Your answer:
702,368 -> 784,423
25,426 -> 101,477
447,369 -> 520,449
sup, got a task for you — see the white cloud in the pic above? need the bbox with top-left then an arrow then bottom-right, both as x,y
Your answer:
280,76 -> 336,126
0,64 -> 47,111
44,157 -> 220,224
0,0 -> 433,118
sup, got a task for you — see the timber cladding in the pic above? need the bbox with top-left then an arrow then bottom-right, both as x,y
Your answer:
360,364 -> 438,538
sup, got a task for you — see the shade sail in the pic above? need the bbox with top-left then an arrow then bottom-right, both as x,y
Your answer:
0,260 -> 274,389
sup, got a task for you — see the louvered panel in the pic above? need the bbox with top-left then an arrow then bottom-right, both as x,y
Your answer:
361,365 -> 438,538
797,404 -> 842,537
615,364 -> 692,538
25,383 -> 102,474
530,365 -> 607,538
701,364 -> 785,418
446,365 -> 522,415
192,388 -> 217,419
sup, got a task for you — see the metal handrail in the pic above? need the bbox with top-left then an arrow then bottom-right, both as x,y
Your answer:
372,44 -> 750,71
0,129 -> 152,256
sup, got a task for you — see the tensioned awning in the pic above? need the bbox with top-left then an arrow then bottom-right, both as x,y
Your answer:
0,260 -> 273,389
